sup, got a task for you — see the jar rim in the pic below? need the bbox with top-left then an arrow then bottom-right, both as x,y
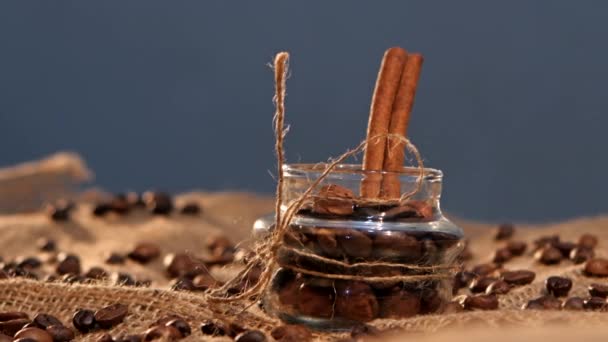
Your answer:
283,163 -> 443,181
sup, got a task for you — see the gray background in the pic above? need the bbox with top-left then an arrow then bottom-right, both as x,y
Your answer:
1,1 -> 607,223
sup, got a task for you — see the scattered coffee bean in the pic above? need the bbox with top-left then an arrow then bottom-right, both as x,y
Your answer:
73,309 -> 96,333
143,192 -> 174,215
495,223 -> 514,240
579,233 -> 598,250
200,320 -> 227,336
462,294 -> 499,310
32,313 -> 62,329
0,312 -> 29,322
534,246 -> 562,265
523,295 -> 562,310
94,304 -> 128,329
105,253 -> 126,265
142,325 -> 182,341
127,242 -> 161,264
93,203 -> 113,217
227,323 -> 247,338
583,297 -> 607,310
170,277 -> 196,292
17,257 -> 41,270
46,201 -> 73,222
108,194 -> 130,215
56,254 -> 81,275
485,280 -> 511,295
0,318 -> 30,336
37,238 -> 57,252
555,241 -> 577,258
545,276 -> 572,297
165,319 -> 190,337
501,270 -> 535,286
46,325 -> 75,342
113,272 -> 136,286
469,276 -> 497,293
471,263 -> 500,276
505,240 -> 527,256
562,297 -> 585,311
85,267 -> 109,280
492,248 -> 512,263
588,283 -> 608,298
192,274 -> 218,291
271,324 -> 312,342
234,330 -> 267,342
164,253 -> 204,279
533,235 -> 560,250
453,271 -> 476,292
585,258 -> 608,277
179,202 -> 201,215
570,247 -> 595,264
14,327 -> 53,342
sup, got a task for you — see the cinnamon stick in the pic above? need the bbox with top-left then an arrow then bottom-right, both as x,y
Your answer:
381,53 -> 424,198
361,47 -> 408,198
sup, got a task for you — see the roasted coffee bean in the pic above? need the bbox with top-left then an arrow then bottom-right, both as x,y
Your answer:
312,184 -> 354,216
545,276 -> 572,297
108,194 -> 130,215
373,231 -> 421,260
112,272 -> 136,286
56,254 -> 81,275
501,270 -> 535,286
469,276 -> 497,293
170,277 -> 196,292
296,283 -> 336,318
486,280 -> 511,295
334,281 -> 379,321
234,330 -> 267,342
570,247 -> 594,264
583,297 -> 607,310
17,257 -> 42,270
127,242 -> 160,264
85,267 -> 109,280
462,294 -> 499,310
350,324 -> 380,338
453,271 -> 476,292
46,325 -> 75,342
492,248 -> 512,263
379,286 -> 421,318
505,240 -> 527,256
192,274 -> 218,291
0,311 -> 29,321
96,333 -> 115,342
164,318 -> 190,337
588,283 -> 608,298
579,233 -> 598,250
205,235 -> 233,252
555,241 -> 577,258
336,229 -> 373,259
271,324 -> 312,342
534,246 -> 562,265
523,295 -> 562,310
143,191 -> 174,215
142,326 -> 182,341
72,309 -> 96,333
314,229 -> 342,258
471,263 -> 500,276
227,323 -> 247,338
585,258 -> 608,277
200,320 -> 227,336
32,313 -> 63,329
94,304 -> 128,329
0,318 -> 30,336
533,235 -> 560,250
164,253 -> 204,279
179,202 -> 201,215
105,253 -> 126,265
61,274 -> 85,284
93,203 -> 113,217
14,327 -> 53,342
114,335 -> 142,342
495,223 -> 514,240
562,297 -> 585,311
46,201 -> 73,222
37,238 -> 57,252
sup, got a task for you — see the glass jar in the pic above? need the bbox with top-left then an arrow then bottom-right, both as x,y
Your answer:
259,164 -> 464,330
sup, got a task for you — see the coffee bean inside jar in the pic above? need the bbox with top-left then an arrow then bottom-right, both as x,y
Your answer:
260,164 -> 464,330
